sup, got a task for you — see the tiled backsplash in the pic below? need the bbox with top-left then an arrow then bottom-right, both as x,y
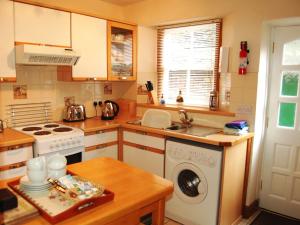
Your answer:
0,66 -> 135,124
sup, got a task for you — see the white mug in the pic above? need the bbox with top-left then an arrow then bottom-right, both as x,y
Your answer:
47,154 -> 67,179
47,153 -> 67,170
27,156 -> 46,171
27,169 -> 47,184
48,168 -> 66,179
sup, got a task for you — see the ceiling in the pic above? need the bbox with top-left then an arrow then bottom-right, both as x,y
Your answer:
100,0 -> 145,6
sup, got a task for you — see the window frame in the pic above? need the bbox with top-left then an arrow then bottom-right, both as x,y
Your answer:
157,18 -> 222,107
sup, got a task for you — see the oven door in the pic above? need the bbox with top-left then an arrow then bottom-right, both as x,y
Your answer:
65,152 -> 82,165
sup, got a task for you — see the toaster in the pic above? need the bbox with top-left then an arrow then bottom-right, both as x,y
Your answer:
63,104 -> 86,122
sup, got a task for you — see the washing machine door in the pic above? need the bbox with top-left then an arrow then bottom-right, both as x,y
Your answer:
172,162 -> 208,204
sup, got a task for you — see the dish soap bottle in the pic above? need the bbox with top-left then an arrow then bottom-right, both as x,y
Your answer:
160,94 -> 165,105
176,90 -> 184,103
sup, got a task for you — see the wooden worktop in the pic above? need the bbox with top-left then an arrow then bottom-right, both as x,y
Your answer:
0,128 -> 35,148
0,118 -> 253,148
59,117 -> 121,134
62,117 -> 253,147
19,158 -> 173,225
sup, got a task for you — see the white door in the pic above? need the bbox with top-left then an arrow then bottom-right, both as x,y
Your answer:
260,26 -> 300,219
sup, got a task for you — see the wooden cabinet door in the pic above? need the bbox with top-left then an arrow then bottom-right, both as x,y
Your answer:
123,130 -> 165,150
83,145 -> 118,161
71,13 -> 107,81
107,21 -> 137,81
0,0 -> 16,82
14,2 -> 71,47
123,144 -> 164,177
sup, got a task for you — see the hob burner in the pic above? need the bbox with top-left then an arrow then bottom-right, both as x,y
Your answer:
34,131 -> 51,135
53,127 -> 73,132
44,124 -> 60,128
22,127 -> 42,131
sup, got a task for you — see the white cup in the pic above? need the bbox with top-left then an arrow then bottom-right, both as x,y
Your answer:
27,156 -> 46,171
47,154 -> 67,170
48,168 -> 66,179
27,169 -> 47,184
47,154 -> 67,179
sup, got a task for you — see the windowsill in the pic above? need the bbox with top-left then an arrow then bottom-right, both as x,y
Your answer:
136,103 -> 235,117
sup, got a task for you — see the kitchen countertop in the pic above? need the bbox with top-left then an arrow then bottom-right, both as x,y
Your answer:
59,117 -> 122,134
62,117 -> 254,147
0,117 -> 253,148
0,128 -> 35,148
13,157 -> 173,225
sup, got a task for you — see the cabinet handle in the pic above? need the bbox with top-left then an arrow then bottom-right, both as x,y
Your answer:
8,145 -> 22,150
96,130 -> 104,134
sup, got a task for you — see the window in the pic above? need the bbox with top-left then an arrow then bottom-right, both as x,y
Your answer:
157,19 -> 222,106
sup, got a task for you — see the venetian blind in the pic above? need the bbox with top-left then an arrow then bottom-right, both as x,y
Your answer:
157,19 -> 222,106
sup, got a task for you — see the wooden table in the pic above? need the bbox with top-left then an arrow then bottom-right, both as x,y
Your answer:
16,158 -> 174,225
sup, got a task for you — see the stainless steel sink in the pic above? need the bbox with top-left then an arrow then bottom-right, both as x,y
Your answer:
166,123 -> 221,137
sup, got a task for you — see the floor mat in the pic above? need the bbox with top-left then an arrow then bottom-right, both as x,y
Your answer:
250,211 -> 300,225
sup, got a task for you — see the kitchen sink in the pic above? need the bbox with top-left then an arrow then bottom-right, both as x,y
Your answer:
166,123 -> 221,137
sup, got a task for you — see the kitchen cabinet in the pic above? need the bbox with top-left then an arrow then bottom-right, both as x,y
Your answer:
0,143 -> 33,180
122,129 -> 165,177
107,21 -> 137,81
83,129 -> 118,161
14,2 -> 71,47
0,0 -> 16,82
71,13 -> 107,81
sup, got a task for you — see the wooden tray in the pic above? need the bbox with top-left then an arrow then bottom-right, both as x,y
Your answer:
7,175 -> 114,224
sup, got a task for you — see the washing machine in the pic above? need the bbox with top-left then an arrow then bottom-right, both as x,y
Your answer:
165,137 -> 223,225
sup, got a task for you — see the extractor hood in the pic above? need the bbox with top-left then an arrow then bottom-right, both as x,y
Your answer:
15,44 -> 80,66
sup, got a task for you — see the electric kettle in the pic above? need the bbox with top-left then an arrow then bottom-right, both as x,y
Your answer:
101,100 -> 119,120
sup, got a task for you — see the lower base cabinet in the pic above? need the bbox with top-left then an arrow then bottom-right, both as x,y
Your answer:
0,143 -> 33,180
83,145 -> 118,161
123,145 -> 164,177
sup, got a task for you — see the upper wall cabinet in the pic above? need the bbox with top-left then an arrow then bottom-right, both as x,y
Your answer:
107,21 -> 137,81
14,2 -> 71,47
0,0 -> 16,82
71,13 -> 107,81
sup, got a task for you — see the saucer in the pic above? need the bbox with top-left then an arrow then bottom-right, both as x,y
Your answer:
20,175 -> 49,186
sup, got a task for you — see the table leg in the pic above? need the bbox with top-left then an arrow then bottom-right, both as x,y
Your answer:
152,198 -> 165,225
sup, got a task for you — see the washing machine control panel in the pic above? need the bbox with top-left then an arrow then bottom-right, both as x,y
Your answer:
168,146 -> 217,168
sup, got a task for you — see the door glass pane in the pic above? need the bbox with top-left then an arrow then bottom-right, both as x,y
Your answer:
111,27 -> 133,77
281,71 -> 299,96
282,39 -> 300,65
278,102 -> 296,128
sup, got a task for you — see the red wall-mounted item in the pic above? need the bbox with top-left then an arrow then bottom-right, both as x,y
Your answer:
238,41 -> 249,75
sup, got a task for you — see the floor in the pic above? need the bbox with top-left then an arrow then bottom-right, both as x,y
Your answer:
164,217 -> 181,225
163,211 -> 261,225
164,210 -> 300,225
249,210 -> 300,225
